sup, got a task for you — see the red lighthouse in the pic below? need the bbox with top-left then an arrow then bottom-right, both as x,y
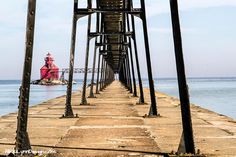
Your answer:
40,53 -> 59,80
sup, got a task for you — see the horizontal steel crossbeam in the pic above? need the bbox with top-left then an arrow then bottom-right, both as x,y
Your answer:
61,68 -> 102,73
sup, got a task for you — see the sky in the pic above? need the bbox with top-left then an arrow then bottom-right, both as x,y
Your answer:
0,0 -> 236,80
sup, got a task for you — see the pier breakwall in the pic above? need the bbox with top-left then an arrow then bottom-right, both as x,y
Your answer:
0,81 -> 235,156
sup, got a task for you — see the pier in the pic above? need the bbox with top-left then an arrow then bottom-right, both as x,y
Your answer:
0,81 -> 236,156
2,0 -> 236,156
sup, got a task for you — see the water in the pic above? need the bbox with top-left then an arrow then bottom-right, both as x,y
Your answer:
0,80 -> 83,116
142,77 -> 236,120
0,78 -> 235,120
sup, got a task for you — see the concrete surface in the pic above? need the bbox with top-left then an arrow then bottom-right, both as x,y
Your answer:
0,81 -> 235,156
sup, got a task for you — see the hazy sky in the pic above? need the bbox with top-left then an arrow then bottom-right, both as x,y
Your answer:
0,0 -> 236,80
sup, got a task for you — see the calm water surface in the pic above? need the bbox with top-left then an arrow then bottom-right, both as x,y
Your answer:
0,80 -> 83,116
0,78 -> 235,119
143,78 -> 236,119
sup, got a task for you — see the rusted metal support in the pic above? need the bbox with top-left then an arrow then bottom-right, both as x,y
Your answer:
119,70 -> 122,83
81,1 -> 92,105
102,60 -> 106,90
109,66 -> 114,84
125,60 -> 129,89
169,0 -> 195,154
119,63 -> 125,85
123,60 -> 128,88
88,38 -> 98,98
105,64 -> 109,87
102,60 -> 105,90
122,1 -> 129,90
89,8 -> 101,98
105,63 -> 108,88
130,0 -> 145,103
95,52 -> 101,94
120,63 -> 124,84
100,56 -> 104,91
140,0 -> 158,116
108,67 -> 112,84
121,62 -> 125,85
15,0 -> 37,152
127,15 -> 137,97
95,10 -> 102,94
131,16 -> 145,103
102,62 -> 107,90
103,63 -> 107,88
110,67 -> 113,83
126,51 -> 133,93
64,0 -> 78,118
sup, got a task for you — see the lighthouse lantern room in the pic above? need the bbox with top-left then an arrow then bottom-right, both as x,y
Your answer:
40,53 -> 59,80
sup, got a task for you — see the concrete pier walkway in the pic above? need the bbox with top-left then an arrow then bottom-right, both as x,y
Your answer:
0,81 -> 235,156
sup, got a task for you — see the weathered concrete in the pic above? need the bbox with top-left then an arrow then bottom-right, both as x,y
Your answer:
0,81 -> 235,156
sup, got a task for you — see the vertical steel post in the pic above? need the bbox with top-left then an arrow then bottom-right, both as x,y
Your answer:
127,15 -> 137,97
95,12 -> 102,94
109,66 -> 112,84
96,52 -> 101,94
100,56 -> 104,91
109,66 -> 113,84
105,64 -> 109,87
122,62 -> 126,86
169,0 -> 195,153
88,38 -> 98,98
126,52 -> 133,93
131,15 -> 145,103
15,0 -> 37,152
123,60 -> 128,88
64,0 -> 78,118
103,62 -> 108,88
81,12 -> 92,104
102,61 -> 106,89
80,0 -> 92,105
102,59 -> 106,90
119,69 -> 122,83
140,0 -> 158,116
89,10 -> 100,98
103,62 -> 107,88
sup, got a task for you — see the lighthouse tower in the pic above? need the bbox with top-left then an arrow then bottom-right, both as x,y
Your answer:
40,53 -> 59,80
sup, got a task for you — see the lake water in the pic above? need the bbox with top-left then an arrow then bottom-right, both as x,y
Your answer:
0,80 -> 83,116
0,78 -> 235,119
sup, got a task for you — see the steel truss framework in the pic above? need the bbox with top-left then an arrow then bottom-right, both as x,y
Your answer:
15,0 -> 197,155
61,68 -> 102,73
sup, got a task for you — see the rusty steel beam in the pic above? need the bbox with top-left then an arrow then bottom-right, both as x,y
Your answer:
64,0 -> 78,118
96,53 -> 101,94
169,0 -> 195,154
127,14 -> 137,97
88,38 -> 98,98
15,0 -> 37,152
140,0 -> 159,116
81,15 -> 92,105
130,14 -> 145,103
